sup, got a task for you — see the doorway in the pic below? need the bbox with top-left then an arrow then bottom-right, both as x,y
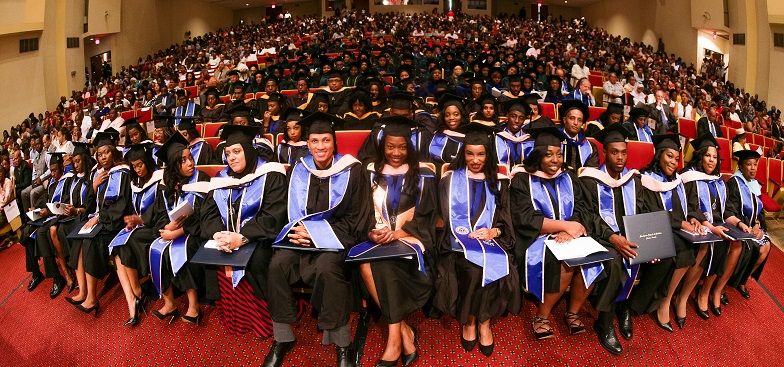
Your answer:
266,5 -> 283,21
90,51 -> 111,85
531,3 -> 549,22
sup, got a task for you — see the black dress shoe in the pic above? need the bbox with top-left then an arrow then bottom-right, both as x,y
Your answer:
720,293 -> 729,305
336,345 -> 355,367
674,315 -> 686,329
479,342 -> 494,357
616,305 -> 633,340
737,286 -> 751,299
402,325 -> 419,366
710,303 -> 722,317
27,273 -> 45,292
66,282 -> 78,294
374,358 -> 399,367
650,313 -> 673,333
50,277 -> 66,299
692,297 -> 710,320
593,323 -> 623,355
262,340 -> 297,367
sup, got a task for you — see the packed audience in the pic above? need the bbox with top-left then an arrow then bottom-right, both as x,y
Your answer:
2,10 -> 780,367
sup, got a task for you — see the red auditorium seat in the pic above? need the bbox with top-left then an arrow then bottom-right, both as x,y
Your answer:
335,130 -> 370,157
204,137 -> 221,150
587,137 -> 604,165
382,76 -> 394,85
121,110 -> 135,121
727,127 -> 737,140
588,74 -> 603,87
280,90 -> 298,96
263,133 -> 274,146
730,120 -> 742,129
678,118 -> 697,139
588,106 -> 605,122
245,93 -> 255,100
720,125 -> 729,139
196,165 -> 226,178
540,102 -> 557,120
136,108 -> 153,124
764,137 -> 774,149
219,96 -> 231,103
768,158 -> 783,196
756,158 -> 782,213
255,92 -> 266,99
184,86 -> 198,98
749,143 -> 760,153
716,138 -> 732,173
627,141 -> 655,170
203,122 -> 226,138
276,133 -> 285,145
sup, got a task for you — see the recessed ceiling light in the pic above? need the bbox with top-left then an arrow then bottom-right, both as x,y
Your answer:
246,3 -> 249,6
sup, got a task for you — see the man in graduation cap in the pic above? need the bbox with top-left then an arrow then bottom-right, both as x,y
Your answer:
264,112 -> 373,367
578,123 -> 649,355
623,107 -> 653,143
498,74 -> 524,102
199,88 -> 226,122
584,102 -> 624,138
559,100 -> 599,171
494,99 -> 532,169
288,74 -> 314,110
222,69 -> 243,96
174,89 -> 201,127
22,152 -> 72,298
322,69 -> 353,116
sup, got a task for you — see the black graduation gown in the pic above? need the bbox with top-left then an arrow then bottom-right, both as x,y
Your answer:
357,123 -> 434,167
31,176 -> 71,261
429,130 -> 463,166
57,174 -> 96,266
365,168 -> 437,324
433,173 -> 520,324
563,137 -> 600,172
684,179 -> 730,277
325,88 -> 353,115
627,172 -> 702,314
151,171 -> 211,292
200,171 -> 288,300
510,170 -> 593,294
580,174 -> 648,312
370,100 -> 389,114
191,140 -> 216,166
267,163 -> 373,331
112,180 -> 161,277
70,167 -> 132,279
338,112 -> 380,131
275,142 -> 310,165
214,141 -> 276,164
725,177 -> 769,287
199,104 -> 227,122
23,176 -> 69,277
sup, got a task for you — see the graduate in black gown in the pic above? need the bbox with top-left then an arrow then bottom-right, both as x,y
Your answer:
357,117 -> 437,366
495,99 -> 532,170
433,123 -> 519,357
264,112 -> 373,367
629,134 -> 704,333
510,126 -> 598,340
584,102 -> 623,138
177,116 -> 215,165
148,132 -> 210,325
199,88 -> 227,122
676,134 -> 734,323
340,87 -> 381,130
23,152 -> 70,298
200,125 -> 288,337
322,69 -> 353,116
151,116 -> 177,167
261,92 -> 287,135
578,123 -> 649,354
429,93 -> 468,166
276,108 -> 311,165
721,150 -> 773,301
558,100 -> 599,171
214,105 -> 276,164
108,143 -> 161,326
68,129 -> 132,316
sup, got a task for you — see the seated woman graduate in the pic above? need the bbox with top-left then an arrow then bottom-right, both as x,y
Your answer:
353,116 -> 437,366
470,95 -> 499,125
215,104 -> 275,163
433,123 -> 519,357
275,108 -> 311,165
120,118 -> 152,157
577,123 -> 649,355
264,112 -> 373,367
628,134 -> 704,334
722,149 -> 773,301
56,142 -> 97,295
151,116 -> 177,167
199,124 -> 288,337
429,93 -> 468,165
261,92 -> 287,135
495,99 -> 533,170
584,102 -> 623,138
199,88 -> 227,122
510,126 -> 599,340
364,77 -> 389,114
147,132 -> 211,325
107,143 -> 162,326
68,128 -> 132,316
340,87 -> 381,130
24,152 -> 72,299
177,116 -> 215,166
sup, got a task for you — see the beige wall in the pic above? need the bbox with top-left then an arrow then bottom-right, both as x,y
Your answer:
769,24 -> 784,108
85,0 -> 121,37
0,31 -> 47,127
547,4 -> 581,20
233,1 -> 322,25
690,0 -> 730,32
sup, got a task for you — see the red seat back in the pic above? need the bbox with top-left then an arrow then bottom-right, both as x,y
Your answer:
196,164 -> 226,178
757,157 -> 769,192
184,86 -> 198,98
586,137 -> 604,165
335,130 -> 371,157
720,125 -> 730,139
120,110 -> 136,121
204,137 -> 222,150
255,92 -> 267,99
678,118 -> 697,140
280,90 -> 298,96
717,138 -> 732,173
540,102 -> 557,120
627,141 -> 655,170
588,106 -> 606,123
588,74 -> 603,88
219,95 -> 231,103
769,158 -> 783,192
203,122 -> 226,138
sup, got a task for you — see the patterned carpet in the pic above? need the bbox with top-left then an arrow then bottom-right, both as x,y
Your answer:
1,242 -> 783,366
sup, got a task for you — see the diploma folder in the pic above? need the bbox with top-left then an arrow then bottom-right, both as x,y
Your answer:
623,211 -> 677,265
66,220 -> 103,239
191,241 -> 257,267
675,229 -> 722,244
345,241 -> 417,262
272,241 -> 341,252
713,222 -> 756,241
563,252 -> 615,267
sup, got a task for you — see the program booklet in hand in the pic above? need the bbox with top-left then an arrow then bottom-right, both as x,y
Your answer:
168,200 -> 194,221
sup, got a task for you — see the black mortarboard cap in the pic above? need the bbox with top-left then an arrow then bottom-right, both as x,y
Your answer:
125,142 -> 153,162
733,149 -> 761,163
458,122 -> 500,146
606,102 -> 624,116
326,69 -> 344,79
310,90 -> 330,105
652,134 -> 682,152
524,94 -> 540,106
558,100 -> 589,121
296,111 -> 342,135
156,132 -> 189,164
386,91 -> 416,110
502,99 -> 531,115
378,116 -> 417,139
690,133 -> 719,151
175,89 -> 191,98
205,88 -> 221,99
93,127 -> 120,148
122,117 -> 141,129
283,107 -> 310,121
72,142 -> 92,156
438,93 -> 465,110
593,122 -> 631,146
153,115 -> 174,129
228,103 -> 259,119
48,152 -> 66,165
629,107 -> 650,120
265,92 -> 286,103
220,125 -> 262,147
528,126 -> 567,148
176,116 -> 201,131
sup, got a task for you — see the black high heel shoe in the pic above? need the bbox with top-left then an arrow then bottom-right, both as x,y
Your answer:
737,286 -> 751,299
671,304 -> 686,329
182,310 -> 202,326
563,312 -> 586,335
650,312 -> 673,333
151,308 -> 180,325
720,293 -> 729,305
692,297 -> 710,320
373,358 -> 399,367
66,282 -> 78,294
124,297 -> 146,327
65,296 -> 84,305
75,302 -> 100,317
532,316 -> 554,340
460,321 -> 478,352
402,325 -> 419,366
709,297 -> 722,317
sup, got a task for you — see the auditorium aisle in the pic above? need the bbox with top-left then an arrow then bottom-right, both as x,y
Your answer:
1,240 -> 783,366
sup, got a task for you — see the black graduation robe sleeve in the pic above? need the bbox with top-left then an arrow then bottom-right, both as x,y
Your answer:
399,175 -> 438,253
494,179 -> 515,252
642,183 -> 689,230
327,164 -> 374,248
585,141 -> 600,168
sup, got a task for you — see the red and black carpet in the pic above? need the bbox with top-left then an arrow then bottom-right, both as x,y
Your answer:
1,243 -> 783,366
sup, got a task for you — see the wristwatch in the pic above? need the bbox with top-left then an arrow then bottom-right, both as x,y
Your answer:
240,235 -> 249,245
495,228 -> 502,237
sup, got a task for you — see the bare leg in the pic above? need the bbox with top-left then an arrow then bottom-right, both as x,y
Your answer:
401,321 -> 416,355
114,256 -> 137,318
125,267 -> 142,299
80,273 -> 100,308
712,242 -> 743,308
184,289 -> 199,317
566,270 -> 595,330
534,263 -> 574,332
157,287 -> 177,314
478,319 -> 493,347
677,244 -> 708,315
71,248 -> 87,302
656,267 -> 688,324
359,263 -> 380,306
49,226 -> 73,285
750,243 -> 770,277
698,275 -> 717,310
463,315 -> 477,343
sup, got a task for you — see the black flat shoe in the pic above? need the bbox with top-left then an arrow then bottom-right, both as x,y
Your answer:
336,345 -> 355,367
650,312 -> 673,333
49,278 -> 66,299
27,272 -> 44,292
402,325 -> 418,366
692,297 -> 710,320
616,304 -> 633,340
593,323 -> 623,355
532,316 -> 555,340
563,311 -> 586,335
737,286 -> 751,299
710,303 -> 722,317
75,302 -> 100,317
151,308 -> 180,325
262,340 -> 297,367
182,310 -> 202,326
720,293 -> 729,305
